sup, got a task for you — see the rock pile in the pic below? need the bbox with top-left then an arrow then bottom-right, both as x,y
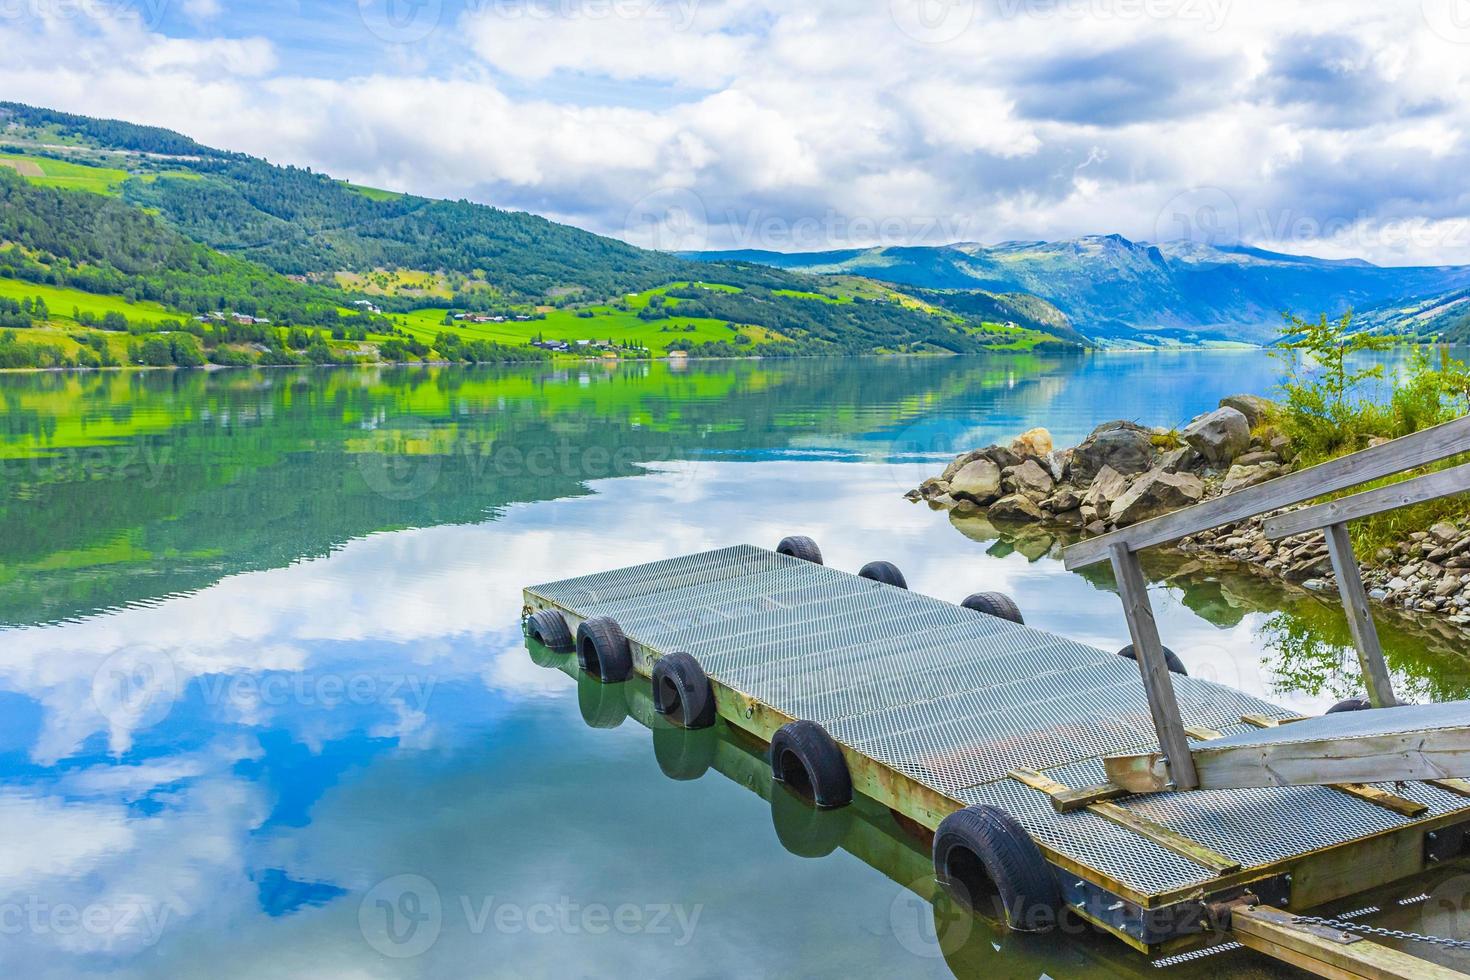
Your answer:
906,395 -> 1470,630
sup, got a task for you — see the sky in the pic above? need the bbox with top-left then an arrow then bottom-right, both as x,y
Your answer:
2,0 -> 1470,265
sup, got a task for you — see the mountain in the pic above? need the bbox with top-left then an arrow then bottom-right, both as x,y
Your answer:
1355,286 -> 1470,343
0,103 -> 1084,366
686,236 -> 1470,345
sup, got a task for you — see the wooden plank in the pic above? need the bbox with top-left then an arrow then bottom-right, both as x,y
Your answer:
1328,782 -> 1429,818
1430,778 -> 1470,797
1105,724 -> 1470,793
1233,905 -> 1469,980
1185,725 -> 1225,740
1324,522 -> 1399,708
1241,713 -> 1309,728
1109,543 -> 1199,790
1007,768 -> 1238,871
1062,414 -> 1470,570
1008,768 -> 1125,812
1264,461 -> 1470,540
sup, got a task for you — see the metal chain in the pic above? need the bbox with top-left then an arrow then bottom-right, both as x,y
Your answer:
1293,914 -> 1470,951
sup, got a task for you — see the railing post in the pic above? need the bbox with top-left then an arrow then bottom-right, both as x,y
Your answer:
1322,522 -> 1399,708
1108,543 -> 1200,790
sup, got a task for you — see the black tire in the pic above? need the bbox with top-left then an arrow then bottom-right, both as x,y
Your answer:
858,560 -> 908,589
525,609 -> 574,652
653,726 -> 717,781
577,673 -> 627,729
1117,644 -> 1188,676
776,535 -> 823,565
1327,697 -> 1372,714
934,805 -> 1059,934
771,781 -> 853,858
652,652 -> 717,729
769,720 -> 852,808
577,616 -> 632,683
962,592 -> 1024,625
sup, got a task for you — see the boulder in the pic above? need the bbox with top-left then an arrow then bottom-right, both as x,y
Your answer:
1159,446 -> 1203,474
1045,488 -> 1082,513
1219,394 -> 1273,428
986,444 -> 1022,471
988,494 -> 1044,522
1232,450 -> 1280,468
1052,508 -> 1084,527
941,449 -> 989,484
1002,459 -> 1055,497
1109,470 -> 1205,526
1222,461 -> 1284,494
1430,522 -> 1460,545
1068,421 -> 1157,483
1011,427 -> 1054,458
1082,465 -> 1131,519
1182,407 -> 1251,466
949,458 -> 1002,505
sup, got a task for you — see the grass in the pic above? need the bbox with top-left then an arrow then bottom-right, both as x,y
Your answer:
0,276 -> 184,326
340,181 -> 403,202
0,151 -> 199,196
389,283 -> 787,356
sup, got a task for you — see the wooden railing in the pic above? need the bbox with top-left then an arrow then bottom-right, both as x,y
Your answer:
1060,414 -> 1470,791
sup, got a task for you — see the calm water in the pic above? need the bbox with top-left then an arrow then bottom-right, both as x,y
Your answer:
2,352 -> 1467,979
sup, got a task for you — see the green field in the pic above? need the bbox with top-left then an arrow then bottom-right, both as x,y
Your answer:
0,276 -> 185,326
390,283 -> 786,355
0,152 -> 197,196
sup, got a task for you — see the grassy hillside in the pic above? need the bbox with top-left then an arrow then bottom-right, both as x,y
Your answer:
0,102 -> 1083,367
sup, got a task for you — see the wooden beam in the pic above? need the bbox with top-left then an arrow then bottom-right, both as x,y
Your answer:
1328,783 -> 1429,818
1105,722 -> 1470,793
1324,522 -> 1399,708
1185,725 -> 1225,740
1108,543 -> 1199,790
1007,768 -> 1239,871
1264,461 -> 1470,540
1008,768 -> 1125,812
1232,905 -> 1469,980
1062,414 -> 1470,570
1242,713 -> 1309,728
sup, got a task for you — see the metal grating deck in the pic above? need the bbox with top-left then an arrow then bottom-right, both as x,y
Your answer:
526,545 -> 1470,899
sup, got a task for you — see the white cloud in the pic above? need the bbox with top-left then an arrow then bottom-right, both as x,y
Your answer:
0,1 -> 1468,261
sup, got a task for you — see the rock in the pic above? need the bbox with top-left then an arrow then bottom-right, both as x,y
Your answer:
988,493 -> 1044,522
1110,469 -> 1205,527
1369,588 -> 1388,601
1219,394 -> 1273,428
1011,427 -> 1053,458
986,445 -> 1021,471
1368,436 -> 1392,448
1046,488 -> 1082,513
1083,465 -> 1131,519
1042,451 -> 1067,483
1002,459 -> 1055,497
1430,522 -> 1460,545
1084,520 -> 1108,536
949,458 -> 1002,505
1068,421 -> 1157,483
1287,555 -> 1331,580
1159,446 -> 1203,474
1052,508 -> 1084,527
1435,577 -> 1463,597
1182,407 -> 1251,466
1269,435 -> 1294,459
1302,578 -> 1329,592
1080,503 -> 1099,524
951,499 -> 982,517
1386,576 -> 1410,592
1222,461 -> 1284,494
940,449 -> 988,483
1232,451 -> 1280,467
904,488 -> 922,501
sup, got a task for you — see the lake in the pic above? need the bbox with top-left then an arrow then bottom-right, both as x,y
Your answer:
2,352 -> 1467,979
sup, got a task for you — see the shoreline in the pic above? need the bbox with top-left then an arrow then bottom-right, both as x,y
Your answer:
908,398 -> 1470,633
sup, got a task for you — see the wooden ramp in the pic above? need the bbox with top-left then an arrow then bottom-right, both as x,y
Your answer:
524,544 -> 1470,972
1108,702 -> 1470,793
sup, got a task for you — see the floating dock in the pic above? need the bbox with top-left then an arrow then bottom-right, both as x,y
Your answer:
523,543 -> 1470,972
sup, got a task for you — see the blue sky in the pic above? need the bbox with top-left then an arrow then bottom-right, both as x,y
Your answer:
3,1 -> 1470,264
